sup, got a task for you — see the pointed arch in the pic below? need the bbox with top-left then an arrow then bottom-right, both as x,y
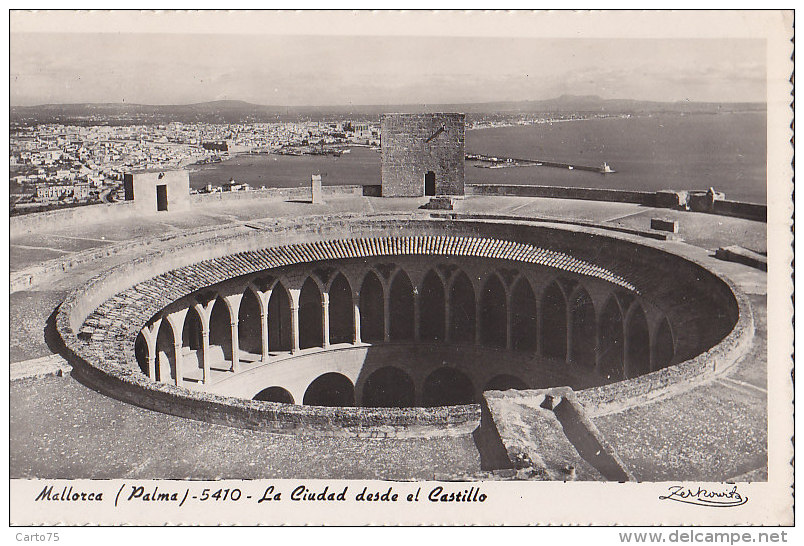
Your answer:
328,273 -> 353,345
420,269 -> 446,342
541,281 -> 567,360
360,271 -> 385,342
652,317 -> 675,371
449,271 -> 476,344
181,305 -> 204,373
155,319 -> 176,382
268,282 -> 292,353
238,288 -> 262,356
389,270 -> 415,341
599,296 -> 624,380
625,304 -> 651,378
135,332 -> 149,376
299,277 -> 323,349
182,305 -> 203,352
569,287 -> 596,368
209,296 -> 233,362
511,277 -> 538,351
480,274 -> 507,347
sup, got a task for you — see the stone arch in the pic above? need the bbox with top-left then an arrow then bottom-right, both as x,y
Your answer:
135,332 -> 149,375
389,270 -> 414,341
652,317 -> 675,371
209,296 -> 233,362
360,271 -> 385,342
328,273 -> 353,345
238,288 -> 262,356
484,374 -> 528,392
299,277 -> 323,350
423,367 -> 475,407
155,319 -> 176,382
599,296 -> 625,380
541,281 -> 567,360
625,304 -> 651,378
254,386 -> 295,404
181,306 -> 204,373
303,372 -> 355,407
449,271 -> 476,344
511,277 -> 538,351
268,282 -> 292,353
480,274 -> 507,348
420,269 -> 446,342
569,287 -> 596,368
362,366 -> 415,408
182,305 -> 204,352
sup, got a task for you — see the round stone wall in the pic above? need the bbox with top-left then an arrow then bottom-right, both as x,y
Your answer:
55,213 -> 750,436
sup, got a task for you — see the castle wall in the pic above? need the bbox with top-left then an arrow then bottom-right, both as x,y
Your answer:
466,184 -> 767,222
189,184 -> 362,204
9,184 -> 365,238
381,113 -> 465,197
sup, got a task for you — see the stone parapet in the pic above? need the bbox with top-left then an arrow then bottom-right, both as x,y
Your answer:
465,184 -> 767,222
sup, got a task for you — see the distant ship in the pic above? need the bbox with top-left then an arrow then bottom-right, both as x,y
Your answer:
599,162 -> 615,174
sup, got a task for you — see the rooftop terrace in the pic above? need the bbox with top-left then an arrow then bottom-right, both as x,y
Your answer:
9,193 -> 768,480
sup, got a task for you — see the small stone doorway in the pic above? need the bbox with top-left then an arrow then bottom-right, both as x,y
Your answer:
424,171 -> 436,196
156,184 -> 168,211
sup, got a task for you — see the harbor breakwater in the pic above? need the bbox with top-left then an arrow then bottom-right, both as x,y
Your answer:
467,153 -> 612,173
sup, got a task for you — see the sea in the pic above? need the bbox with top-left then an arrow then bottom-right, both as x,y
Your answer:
189,111 -> 767,204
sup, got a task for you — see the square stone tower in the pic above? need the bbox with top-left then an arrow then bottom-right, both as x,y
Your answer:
381,113 -> 465,197
123,169 -> 190,213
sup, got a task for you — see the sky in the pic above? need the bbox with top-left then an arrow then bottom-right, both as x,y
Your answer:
10,32 -> 766,107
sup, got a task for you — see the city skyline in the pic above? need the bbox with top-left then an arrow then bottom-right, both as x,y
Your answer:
11,32 -> 766,107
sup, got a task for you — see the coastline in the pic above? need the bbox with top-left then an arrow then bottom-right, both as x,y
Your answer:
179,110 -> 765,203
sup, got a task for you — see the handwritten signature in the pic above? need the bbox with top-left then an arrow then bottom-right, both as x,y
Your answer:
659,485 -> 748,508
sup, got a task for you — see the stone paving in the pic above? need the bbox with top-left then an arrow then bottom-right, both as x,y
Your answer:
9,194 -> 771,480
10,354 -> 71,381
10,375 -> 481,480
593,296 -> 768,481
9,289 -> 68,363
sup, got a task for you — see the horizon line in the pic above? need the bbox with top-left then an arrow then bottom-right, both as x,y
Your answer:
10,95 -> 768,109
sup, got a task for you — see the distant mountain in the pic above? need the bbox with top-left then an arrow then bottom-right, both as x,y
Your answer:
10,95 -> 765,125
